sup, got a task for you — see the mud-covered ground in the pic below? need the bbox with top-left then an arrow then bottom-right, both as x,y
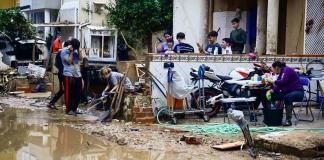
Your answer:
3,95 -> 323,159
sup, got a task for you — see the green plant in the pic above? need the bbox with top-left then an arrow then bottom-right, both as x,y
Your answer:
105,0 -> 172,52
0,8 -> 35,40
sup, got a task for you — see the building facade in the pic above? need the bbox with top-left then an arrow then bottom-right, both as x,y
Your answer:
0,0 -> 19,9
173,0 -> 324,55
21,0 -> 117,62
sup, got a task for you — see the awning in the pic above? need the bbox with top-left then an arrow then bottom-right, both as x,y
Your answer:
32,23 -> 80,27
87,25 -> 117,31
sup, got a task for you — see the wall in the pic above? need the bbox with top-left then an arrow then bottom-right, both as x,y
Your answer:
0,0 -> 19,9
60,0 -> 79,23
173,0 -> 208,52
31,0 -> 60,10
285,0 -> 305,54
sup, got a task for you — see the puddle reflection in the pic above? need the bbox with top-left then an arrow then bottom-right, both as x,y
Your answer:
0,108 -> 179,160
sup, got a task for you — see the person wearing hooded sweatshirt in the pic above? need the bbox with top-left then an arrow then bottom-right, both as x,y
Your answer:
268,61 -> 304,126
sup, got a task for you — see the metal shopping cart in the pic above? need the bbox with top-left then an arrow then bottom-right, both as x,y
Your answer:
155,63 -> 210,124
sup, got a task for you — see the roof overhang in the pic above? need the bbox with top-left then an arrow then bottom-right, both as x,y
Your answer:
33,23 -> 80,27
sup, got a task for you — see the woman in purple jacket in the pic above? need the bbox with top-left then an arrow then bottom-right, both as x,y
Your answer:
268,61 -> 304,126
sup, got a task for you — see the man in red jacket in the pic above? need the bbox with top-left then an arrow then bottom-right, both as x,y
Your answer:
52,35 -> 62,54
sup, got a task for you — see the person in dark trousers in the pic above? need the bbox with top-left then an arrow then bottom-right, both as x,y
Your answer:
47,40 -> 71,109
197,31 -> 222,55
230,18 -> 247,54
268,61 -> 304,126
61,38 -> 83,116
173,32 -> 194,53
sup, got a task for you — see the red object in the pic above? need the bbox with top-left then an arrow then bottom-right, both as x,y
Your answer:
52,39 -> 62,54
185,138 -> 201,145
237,70 -> 249,78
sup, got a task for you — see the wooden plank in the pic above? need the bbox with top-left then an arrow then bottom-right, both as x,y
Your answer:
211,141 -> 245,150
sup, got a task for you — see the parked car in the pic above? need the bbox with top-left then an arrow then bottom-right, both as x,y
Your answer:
0,34 -> 49,68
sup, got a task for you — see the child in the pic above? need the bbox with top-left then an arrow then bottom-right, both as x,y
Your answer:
221,38 -> 232,54
197,31 -> 222,55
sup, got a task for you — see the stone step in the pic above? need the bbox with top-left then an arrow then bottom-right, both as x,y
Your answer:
133,112 -> 155,118
133,116 -> 155,124
133,106 -> 153,113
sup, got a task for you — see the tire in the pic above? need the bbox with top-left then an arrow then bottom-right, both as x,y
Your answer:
191,88 -> 222,117
156,107 -> 172,124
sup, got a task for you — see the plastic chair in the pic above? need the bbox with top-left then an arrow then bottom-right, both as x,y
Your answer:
293,76 -> 314,123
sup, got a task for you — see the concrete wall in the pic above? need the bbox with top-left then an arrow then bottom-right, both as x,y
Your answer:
285,0 -> 305,54
173,0 -> 208,52
0,0 -> 19,9
28,0 -> 61,10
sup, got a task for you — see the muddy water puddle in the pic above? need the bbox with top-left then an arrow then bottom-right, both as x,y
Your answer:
0,108 -> 180,160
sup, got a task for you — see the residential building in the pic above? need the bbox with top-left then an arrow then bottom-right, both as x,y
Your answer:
21,0 -> 117,62
0,0 -> 19,9
173,0 -> 324,55
20,0 -> 61,39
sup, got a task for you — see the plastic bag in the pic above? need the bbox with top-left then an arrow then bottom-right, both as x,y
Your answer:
167,70 -> 194,99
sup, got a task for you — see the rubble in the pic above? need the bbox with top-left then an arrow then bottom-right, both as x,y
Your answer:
254,131 -> 324,158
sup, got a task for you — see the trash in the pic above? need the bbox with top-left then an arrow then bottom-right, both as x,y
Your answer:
116,137 -> 127,146
130,128 -> 139,131
0,52 -> 10,71
17,66 -> 31,75
180,135 -> 201,145
28,63 -> 46,78
31,82 -> 47,93
211,141 -> 245,150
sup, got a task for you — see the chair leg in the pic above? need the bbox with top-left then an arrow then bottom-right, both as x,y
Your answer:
297,98 -> 314,122
318,99 -> 324,120
293,109 -> 299,125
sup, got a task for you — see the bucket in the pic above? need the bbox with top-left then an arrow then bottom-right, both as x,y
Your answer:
263,102 -> 283,126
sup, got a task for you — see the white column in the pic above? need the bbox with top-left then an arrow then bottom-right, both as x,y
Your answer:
255,0 -> 267,55
44,9 -> 51,39
266,0 -> 279,55
173,0 -> 208,52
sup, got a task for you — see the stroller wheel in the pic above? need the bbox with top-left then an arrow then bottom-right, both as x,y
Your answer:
203,114 -> 210,122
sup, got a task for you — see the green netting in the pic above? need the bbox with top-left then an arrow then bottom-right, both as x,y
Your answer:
159,123 -> 324,135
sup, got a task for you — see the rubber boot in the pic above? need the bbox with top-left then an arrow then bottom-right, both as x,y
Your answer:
283,105 -> 293,126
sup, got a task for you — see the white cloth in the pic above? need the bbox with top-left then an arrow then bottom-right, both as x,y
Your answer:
167,70 -> 194,99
